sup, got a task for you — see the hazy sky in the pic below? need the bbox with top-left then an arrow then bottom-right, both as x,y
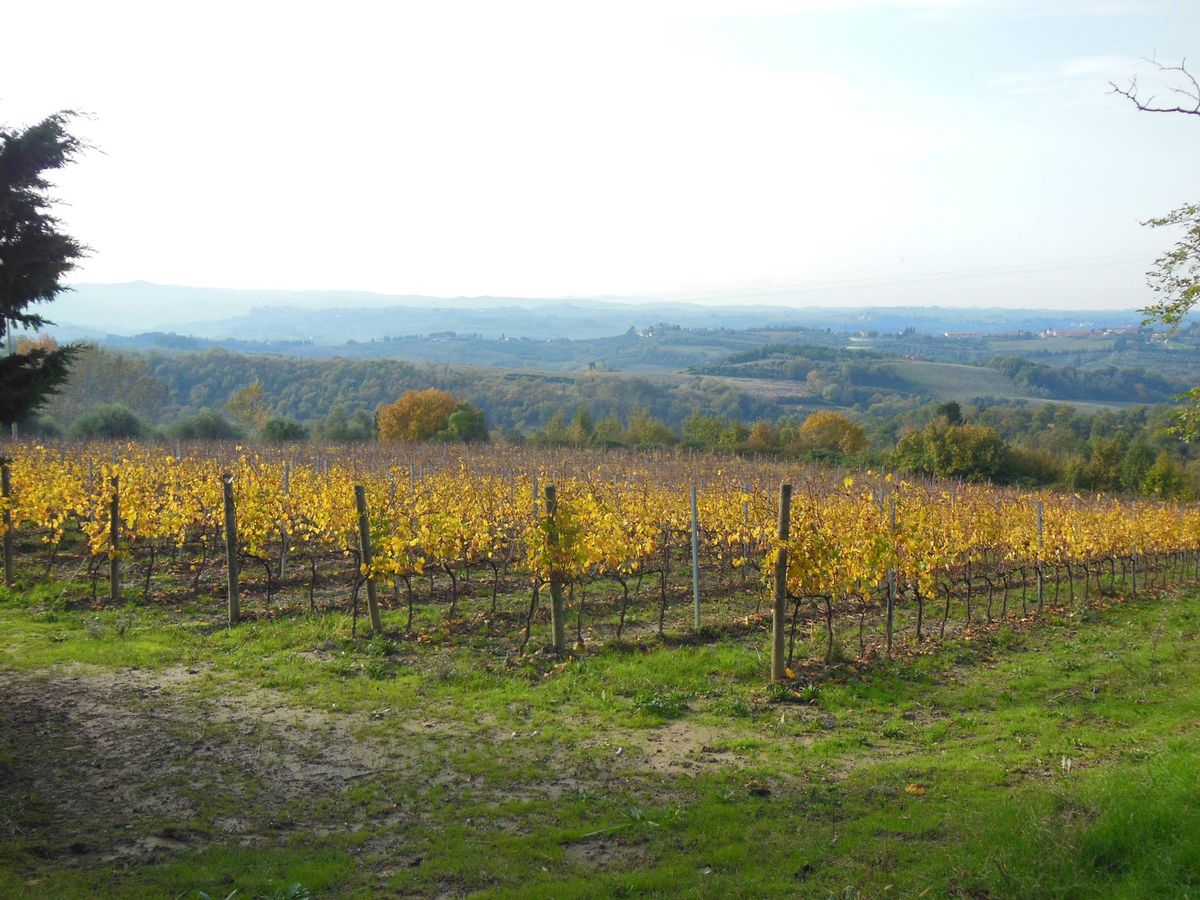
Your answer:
4,0 -> 1198,309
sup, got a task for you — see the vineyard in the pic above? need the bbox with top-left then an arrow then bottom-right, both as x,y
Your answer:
4,441 -> 1200,897
3,441 -> 1198,675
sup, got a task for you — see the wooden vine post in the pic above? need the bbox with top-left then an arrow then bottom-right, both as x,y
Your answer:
1,460 -> 13,587
279,461 -> 290,578
1035,501 -> 1045,613
354,484 -> 383,633
1130,501 -> 1138,598
886,494 -> 896,657
520,476 -> 541,650
543,484 -> 567,653
741,484 -> 751,584
223,473 -> 240,626
690,485 -> 701,629
771,483 -> 793,682
109,476 -> 121,602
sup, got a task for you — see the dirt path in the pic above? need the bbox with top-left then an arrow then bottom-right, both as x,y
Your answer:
0,665 -> 436,869
0,664 -> 752,891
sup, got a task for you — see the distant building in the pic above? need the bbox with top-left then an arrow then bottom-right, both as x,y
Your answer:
1038,328 -> 1097,338
942,331 -> 981,339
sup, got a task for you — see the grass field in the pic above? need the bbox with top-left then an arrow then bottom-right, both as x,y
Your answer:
1,578 -> 1198,898
886,358 -> 1032,402
724,355 -> 1131,411
985,337 -> 1116,355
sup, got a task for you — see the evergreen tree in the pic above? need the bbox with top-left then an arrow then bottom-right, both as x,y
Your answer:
0,112 -> 89,427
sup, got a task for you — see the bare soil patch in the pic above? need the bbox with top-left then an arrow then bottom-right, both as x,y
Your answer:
0,664 -> 753,880
631,719 -> 744,774
0,665 -> 425,868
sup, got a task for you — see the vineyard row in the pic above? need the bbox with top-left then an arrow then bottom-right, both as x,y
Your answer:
2,444 -> 1199,676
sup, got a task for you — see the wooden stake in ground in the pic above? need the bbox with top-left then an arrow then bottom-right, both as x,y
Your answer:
109,476 -> 120,603
279,461 -> 290,578
223,473 -> 240,626
690,485 -> 701,630
354,484 -> 383,634
520,481 -> 542,651
1,460 -> 13,587
886,494 -> 896,657
771,483 -> 793,682
1036,501 -> 1045,613
543,484 -> 566,653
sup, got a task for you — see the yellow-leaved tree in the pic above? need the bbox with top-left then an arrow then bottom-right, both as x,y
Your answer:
226,381 -> 270,431
377,389 -> 458,442
797,411 -> 868,455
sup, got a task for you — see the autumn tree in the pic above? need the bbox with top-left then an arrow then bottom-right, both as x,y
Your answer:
378,389 -> 485,442
1,112 -> 89,427
796,410 -> 868,455
226,380 -> 270,431
745,420 -> 778,452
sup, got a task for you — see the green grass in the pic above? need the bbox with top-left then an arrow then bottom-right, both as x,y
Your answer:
888,357 -> 1034,401
1,581 -> 1199,897
0,845 -> 355,899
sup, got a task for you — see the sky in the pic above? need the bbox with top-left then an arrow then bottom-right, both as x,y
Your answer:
3,0 -> 1198,311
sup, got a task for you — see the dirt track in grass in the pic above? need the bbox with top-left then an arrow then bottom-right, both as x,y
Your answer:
0,666 -> 415,864
0,664 -> 749,885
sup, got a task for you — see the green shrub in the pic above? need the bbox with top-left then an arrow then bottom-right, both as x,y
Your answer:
260,417 -> 309,443
68,403 -> 145,438
167,408 -> 243,440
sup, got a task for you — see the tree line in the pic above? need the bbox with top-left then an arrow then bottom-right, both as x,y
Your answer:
23,376 -> 1199,500
10,345 -> 1199,500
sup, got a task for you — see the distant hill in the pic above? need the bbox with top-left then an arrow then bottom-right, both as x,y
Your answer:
31,282 -> 1197,437
44,281 -> 1149,342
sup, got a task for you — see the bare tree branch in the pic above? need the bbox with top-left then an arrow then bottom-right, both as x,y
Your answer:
1110,57 -> 1200,116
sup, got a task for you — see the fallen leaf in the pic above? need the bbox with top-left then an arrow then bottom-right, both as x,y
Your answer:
745,780 -> 770,796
